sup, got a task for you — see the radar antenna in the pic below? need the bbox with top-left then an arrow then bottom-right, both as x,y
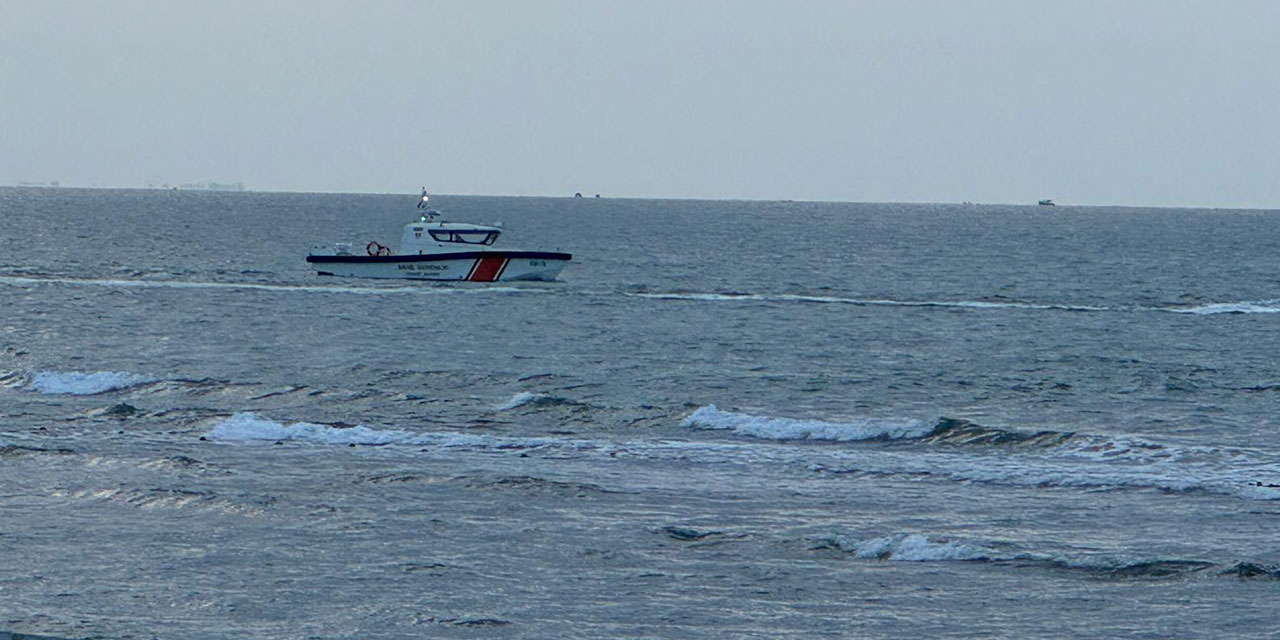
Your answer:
416,187 -> 441,222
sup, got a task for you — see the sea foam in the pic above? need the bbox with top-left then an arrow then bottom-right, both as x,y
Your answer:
681,408 -> 1280,501
682,405 -> 931,442
495,392 -> 550,411
628,291 -> 1108,312
822,533 -> 1221,577
207,412 -> 597,451
208,412 -> 415,445
30,370 -> 154,395
830,533 -> 992,562
1168,300 -> 1280,315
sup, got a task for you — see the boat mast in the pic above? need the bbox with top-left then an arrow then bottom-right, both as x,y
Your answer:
417,186 -> 438,222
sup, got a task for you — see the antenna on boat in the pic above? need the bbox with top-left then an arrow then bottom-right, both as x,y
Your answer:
416,186 -> 440,222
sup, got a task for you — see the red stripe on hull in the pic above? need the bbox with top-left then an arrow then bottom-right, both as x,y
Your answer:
469,256 -> 508,282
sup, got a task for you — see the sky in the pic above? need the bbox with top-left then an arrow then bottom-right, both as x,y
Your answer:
2,0 -> 1278,207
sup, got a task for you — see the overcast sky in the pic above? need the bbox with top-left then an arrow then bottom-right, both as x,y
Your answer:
2,1 -> 1278,207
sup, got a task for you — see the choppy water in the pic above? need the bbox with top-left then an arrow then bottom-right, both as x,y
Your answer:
3,187 -> 1280,639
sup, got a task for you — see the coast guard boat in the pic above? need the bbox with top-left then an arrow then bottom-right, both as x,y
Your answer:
306,189 -> 572,281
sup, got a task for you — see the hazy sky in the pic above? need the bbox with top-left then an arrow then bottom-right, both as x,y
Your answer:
3,1 -> 1278,207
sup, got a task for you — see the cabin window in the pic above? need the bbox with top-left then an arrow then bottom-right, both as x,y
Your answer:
429,230 -> 500,245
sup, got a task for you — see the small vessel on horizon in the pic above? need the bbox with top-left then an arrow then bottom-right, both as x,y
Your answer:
306,189 -> 572,281
1038,199 -> 1056,206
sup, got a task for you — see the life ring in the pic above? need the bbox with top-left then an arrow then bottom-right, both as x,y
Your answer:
366,241 -> 390,256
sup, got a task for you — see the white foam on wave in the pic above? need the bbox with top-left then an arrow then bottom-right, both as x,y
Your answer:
30,370 -> 154,395
688,404 -> 1238,469
632,292 -> 765,302
826,533 -> 1219,575
682,405 -> 931,442
206,412 -> 597,450
832,533 -> 992,562
1051,433 -> 1211,464
824,297 -> 1108,313
208,412 -> 413,445
495,392 -> 548,411
629,290 -> 1280,317
205,411 -> 1280,503
1166,300 -> 1280,315
628,291 -> 1108,312
682,407 -> 1280,501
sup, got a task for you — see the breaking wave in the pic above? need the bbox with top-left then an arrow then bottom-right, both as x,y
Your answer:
816,532 -> 1258,580
683,406 -> 1280,501
821,533 -> 992,562
496,392 -> 546,411
682,405 -> 931,441
1165,300 -> 1280,315
206,412 -> 598,451
626,289 -> 1280,317
493,392 -> 579,411
922,418 -> 1186,463
684,407 -> 1198,464
629,291 -> 1107,312
29,370 -> 155,395
206,409 -> 1280,503
210,412 -> 418,445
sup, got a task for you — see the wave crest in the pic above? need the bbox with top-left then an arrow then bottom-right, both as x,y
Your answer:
208,412 -> 411,445
819,532 -> 1227,579
924,418 -> 1075,447
822,533 -> 992,562
30,370 -> 154,395
686,408 -> 1185,466
682,405 -> 930,442
494,392 -> 578,411
206,412 -> 598,451
1168,300 -> 1280,315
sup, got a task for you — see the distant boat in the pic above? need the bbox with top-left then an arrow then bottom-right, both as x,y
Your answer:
306,188 -> 571,281
1038,199 -> 1056,206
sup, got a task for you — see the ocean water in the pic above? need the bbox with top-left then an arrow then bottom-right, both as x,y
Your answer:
3,187 -> 1280,639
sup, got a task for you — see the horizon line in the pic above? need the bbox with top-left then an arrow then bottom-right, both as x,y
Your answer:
1,182 -> 1275,212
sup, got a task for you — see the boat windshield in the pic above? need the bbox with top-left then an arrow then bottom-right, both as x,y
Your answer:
429,230 -> 498,245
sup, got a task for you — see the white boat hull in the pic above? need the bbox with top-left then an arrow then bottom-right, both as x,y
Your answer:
306,251 -> 570,282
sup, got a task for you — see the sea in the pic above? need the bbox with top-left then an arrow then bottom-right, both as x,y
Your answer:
2,187 -> 1280,639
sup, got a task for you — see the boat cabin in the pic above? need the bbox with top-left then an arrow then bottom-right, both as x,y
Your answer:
399,215 -> 503,255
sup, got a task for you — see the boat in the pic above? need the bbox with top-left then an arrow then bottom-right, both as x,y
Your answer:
306,189 -> 572,281
1038,199 -> 1056,206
